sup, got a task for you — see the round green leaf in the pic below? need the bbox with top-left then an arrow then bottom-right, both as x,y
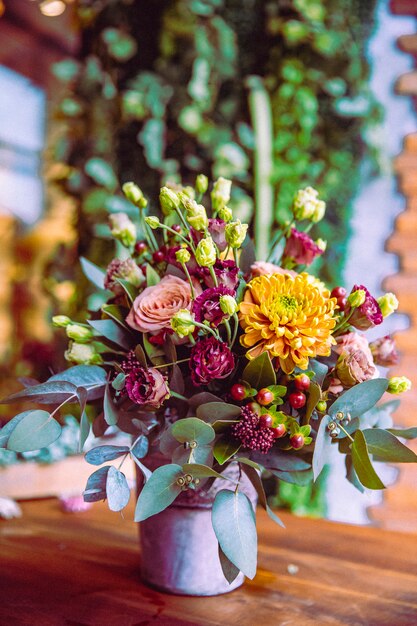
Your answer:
171,418 -> 215,445
7,410 -> 61,452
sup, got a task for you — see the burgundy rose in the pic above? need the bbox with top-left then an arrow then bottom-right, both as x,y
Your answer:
192,285 -> 235,327
189,336 -> 235,385
196,259 -> 239,291
282,228 -> 324,266
121,352 -> 169,408
347,284 -> 383,331
231,405 -> 275,453
369,335 -> 399,367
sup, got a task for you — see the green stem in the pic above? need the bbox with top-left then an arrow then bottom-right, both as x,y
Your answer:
231,312 -> 240,347
181,263 -> 195,299
338,423 -> 354,442
171,390 -> 189,402
208,265 -> 219,287
153,357 -> 191,369
224,318 -> 232,345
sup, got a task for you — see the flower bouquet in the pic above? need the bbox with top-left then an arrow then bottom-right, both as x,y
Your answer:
2,176 -> 416,595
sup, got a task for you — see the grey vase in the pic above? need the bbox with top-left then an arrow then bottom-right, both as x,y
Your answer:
138,463 -> 257,596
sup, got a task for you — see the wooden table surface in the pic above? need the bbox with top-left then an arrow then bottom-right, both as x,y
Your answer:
1,499 -> 417,626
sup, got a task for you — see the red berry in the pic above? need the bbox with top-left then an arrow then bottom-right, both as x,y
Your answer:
331,286 -> 347,299
290,434 -> 305,449
172,224 -> 182,233
256,388 -> 274,406
152,250 -> 165,264
270,424 -> 286,438
135,241 -> 147,255
337,296 -> 347,311
294,374 -> 310,391
230,384 -> 247,402
259,414 -> 273,428
246,401 -> 261,414
289,391 -> 306,409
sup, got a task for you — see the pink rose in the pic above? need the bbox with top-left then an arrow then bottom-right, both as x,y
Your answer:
250,261 -> 297,278
126,275 -> 193,333
334,332 -> 374,362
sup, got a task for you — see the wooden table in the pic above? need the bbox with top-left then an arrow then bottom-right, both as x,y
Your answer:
1,499 -> 417,625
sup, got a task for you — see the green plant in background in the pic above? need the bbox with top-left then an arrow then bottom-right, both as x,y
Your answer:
50,0 -> 379,299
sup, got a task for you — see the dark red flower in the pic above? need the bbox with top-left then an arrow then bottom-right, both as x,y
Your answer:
231,405 -> 275,453
283,228 -> 324,266
347,284 -> 383,331
121,352 -> 169,408
196,259 -> 239,291
192,285 -> 235,327
189,336 -> 235,385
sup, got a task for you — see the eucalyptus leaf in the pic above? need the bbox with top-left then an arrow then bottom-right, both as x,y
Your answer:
85,444 -> 129,465
1,381 -> 78,405
242,352 -> 276,389
253,449 -> 311,472
134,464 -> 183,521
80,256 -> 106,290
79,411 -> 91,452
241,464 -> 285,528
312,415 -> 333,481
112,372 -> 126,391
351,430 -> 385,490
182,463 -> 232,481
213,436 -> 241,465
388,427 -> 417,440
196,402 -> 241,422
88,319 -> 133,350
104,384 -> 119,426
7,410 -> 61,452
49,365 -> 107,400
83,466 -> 110,502
172,443 -> 213,466
85,157 -> 118,191
188,392 -> 223,408
171,418 -> 215,445
345,455 -> 365,493
212,489 -> 257,579
305,382 -> 321,423
0,411 -> 34,448
218,545 -> 240,585
272,468 -> 313,486
308,359 -> 328,386
106,466 -> 131,512
329,379 -> 389,420
363,428 -> 417,463
146,264 -> 161,286
114,278 -> 137,302
102,304 -> 130,327
131,435 -> 149,459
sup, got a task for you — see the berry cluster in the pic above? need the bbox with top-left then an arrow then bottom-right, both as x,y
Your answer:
231,406 -> 276,453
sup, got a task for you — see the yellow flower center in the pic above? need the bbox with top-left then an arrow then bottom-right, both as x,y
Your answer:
270,294 -> 298,320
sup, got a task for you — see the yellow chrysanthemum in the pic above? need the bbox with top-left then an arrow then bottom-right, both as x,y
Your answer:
239,273 -> 337,374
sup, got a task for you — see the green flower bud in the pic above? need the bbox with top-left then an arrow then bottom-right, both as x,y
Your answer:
122,182 -> 148,208
195,237 -> 217,267
217,205 -> 233,222
52,315 -> 72,328
347,289 -> 366,308
211,177 -> 232,210
387,376 -> 412,394
65,342 -> 103,365
225,220 -> 248,248
183,199 -> 208,231
145,216 -> 161,230
171,309 -> 196,338
293,186 -> 326,222
219,294 -> 238,316
378,292 -> 399,318
109,213 -> 137,248
175,248 -> 191,264
315,238 -> 327,252
159,186 -> 180,216
66,324 -> 94,344
195,174 -> 208,195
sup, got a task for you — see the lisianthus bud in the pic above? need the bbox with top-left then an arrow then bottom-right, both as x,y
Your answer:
104,258 -> 145,294
211,177 -> 232,210
122,182 -> 148,208
66,324 -> 94,344
109,213 -> 137,248
346,284 -> 383,330
225,220 -> 248,248
65,342 -> 103,365
159,186 -> 180,216
293,186 -> 326,222
171,309 -> 196,338
195,237 -> 217,267
195,174 -> 208,195
315,238 -> 327,252
175,248 -> 191,264
347,289 -> 366,308
217,206 -> 233,222
219,294 -> 238,316
183,200 -> 208,231
52,315 -> 72,328
369,336 -> 399,367
336,349 -> 375,388
378,292 -> 399,318
145,216 -> 160,230
387,376 -> 412,394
